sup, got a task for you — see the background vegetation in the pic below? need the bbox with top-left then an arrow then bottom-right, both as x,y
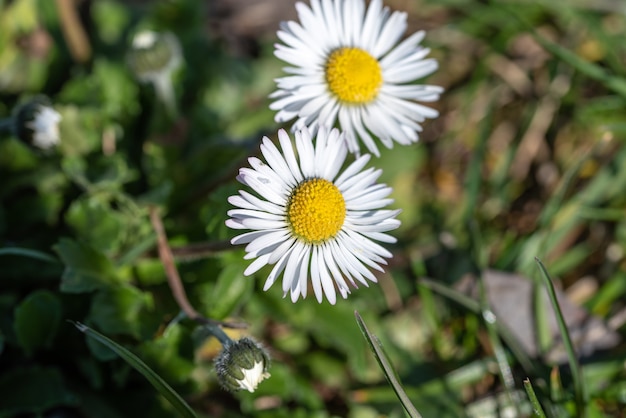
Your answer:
1,0 -> 625,416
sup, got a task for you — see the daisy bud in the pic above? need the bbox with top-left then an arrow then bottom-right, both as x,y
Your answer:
11,95 -> 62,151
214,337 -> 271,393
127,30 -> 182,118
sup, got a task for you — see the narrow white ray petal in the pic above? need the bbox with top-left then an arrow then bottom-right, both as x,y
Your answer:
264,247 -> 294,290
347,209 -> 402,226
296,245 -> 311,300
341,230 -> 391,265
283,242 -> 307,293
347,106 -> 380,157
335,241 -> 378,284
278,129 -> 304,183
316,247 -> 338,304
295,128 -> 316,178
380,31 -> 426,66
339,168 -> 381,194
231,229 -> 277,246
245,230 -> 291,254
240,174 -> 288,204
244,253 -> 271,276
320,243 -> 351,293
240,218 -> 286,230
373,10 -> 407,57
342,182 -> 391,202
361,230 -> 398,243
327,239 -> 364,286
225,219 -> 248,230
360,0 -> 383,50
384,59 -> 439,84
261,137 -> 298,187
321,132 -> 348,181
241,162 -> 289,192
228,209 -> 284,221
334,154 -> 371,186
236,190 -> 285,214
310,246 -> 324,303
229,194 -> 282,215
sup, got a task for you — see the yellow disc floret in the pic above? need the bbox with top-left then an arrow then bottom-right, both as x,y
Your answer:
325,47 -> 383,104
287,178 -> 346,243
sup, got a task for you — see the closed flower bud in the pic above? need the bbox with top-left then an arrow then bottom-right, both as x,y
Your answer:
127,30 -> 181,85
214,337 -> 270,393
12,95 -> 61,150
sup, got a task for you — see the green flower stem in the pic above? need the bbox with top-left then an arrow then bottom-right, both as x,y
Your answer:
149,206 -> 247,331
0,117 -> 14,135
153,74 -> 179,121
203,323 -> 234,347
150,206 -> 200,320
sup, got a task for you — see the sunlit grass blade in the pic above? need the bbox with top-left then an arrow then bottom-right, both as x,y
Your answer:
534,259 -> 587,417
71,321 -> 197,418
524,378 -> 547,418
354,311 -> 422,418
0,247 -> 60,264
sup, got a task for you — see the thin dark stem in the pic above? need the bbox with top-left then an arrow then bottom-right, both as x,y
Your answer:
149,206 -> 247,330
0,117 -> 14,134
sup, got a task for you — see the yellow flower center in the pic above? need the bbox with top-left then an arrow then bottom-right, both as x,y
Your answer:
287,178 -> 346,243
325,47 -> 383,104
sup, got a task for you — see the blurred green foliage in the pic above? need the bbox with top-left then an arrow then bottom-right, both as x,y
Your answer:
1,0 -> 626,417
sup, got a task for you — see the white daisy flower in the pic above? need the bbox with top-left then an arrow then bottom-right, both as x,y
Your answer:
226,127 -> 401,304
270,0 -> 443,157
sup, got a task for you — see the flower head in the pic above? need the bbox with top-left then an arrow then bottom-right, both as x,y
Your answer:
127,30 -> 182,118
226,127 -> 400,304
12,95 -> 61,150
214,337 -> 271,393
127,30 -> 182,85
270,0 -> 443,157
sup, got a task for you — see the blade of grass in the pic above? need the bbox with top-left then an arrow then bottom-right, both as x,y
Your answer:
524,378 -> 548,418
71,321 -> 197,418
462,101 -> 493,225
354,311 -> 422,418
0,247 -> 60,264
467,215 -> 523,415
534,259 -> 587,417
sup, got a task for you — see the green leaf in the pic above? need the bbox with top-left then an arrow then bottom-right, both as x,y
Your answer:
89,285 -> 153,338
72,322 -> 197,418
92,0 -> 131,45
54,238 -> 119,293
535,259 -> 588,417
13,290 -> 61,355
0,247 -> 60,264
354,310 -> 423,418
206,262 -> 252,319
0,366 -> 77,417
65,196 -> 124,255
